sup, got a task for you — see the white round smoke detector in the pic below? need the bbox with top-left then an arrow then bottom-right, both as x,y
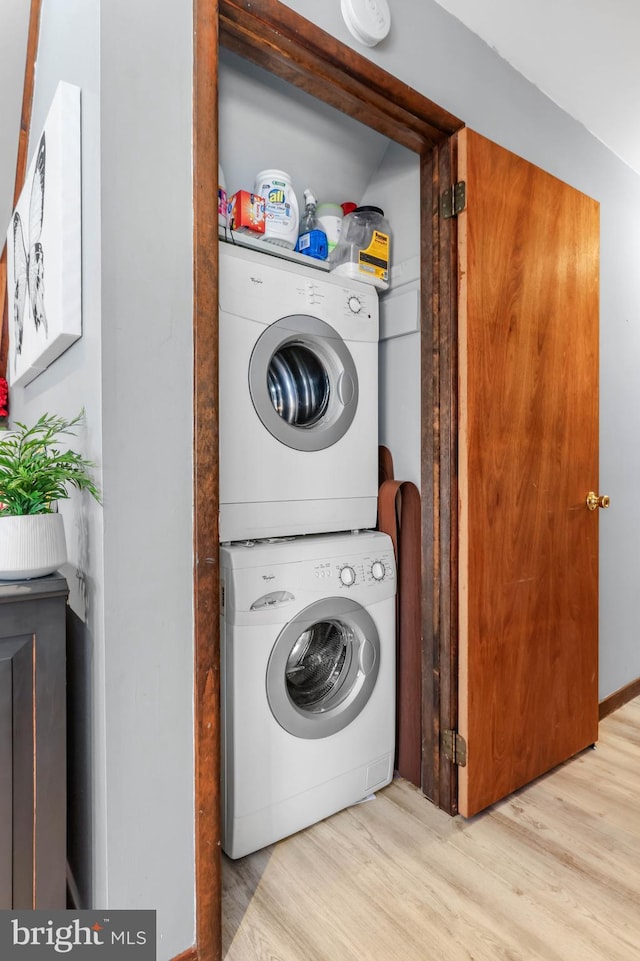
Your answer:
341,0 -> 391,47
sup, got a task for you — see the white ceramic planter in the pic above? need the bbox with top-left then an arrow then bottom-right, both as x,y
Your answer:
0,513 -> 67,580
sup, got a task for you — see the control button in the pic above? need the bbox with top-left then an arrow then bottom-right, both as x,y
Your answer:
371,561 -> 386,581
306,281 -> 320,305
347,295 -> 362,315
339,565 -> 356,587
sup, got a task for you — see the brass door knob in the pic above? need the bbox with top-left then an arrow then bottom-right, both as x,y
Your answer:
586,492 -> 610,511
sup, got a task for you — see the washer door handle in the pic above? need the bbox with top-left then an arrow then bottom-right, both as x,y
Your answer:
359,638 -> 377,676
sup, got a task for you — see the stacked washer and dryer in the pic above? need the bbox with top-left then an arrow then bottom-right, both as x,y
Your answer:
219,241 -> 396,859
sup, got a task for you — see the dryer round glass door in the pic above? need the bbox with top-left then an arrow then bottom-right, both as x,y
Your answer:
249,315 -> 359,452
266,596 -> 380,739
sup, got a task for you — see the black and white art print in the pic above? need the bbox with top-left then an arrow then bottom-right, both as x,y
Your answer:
6,81 -> 81,387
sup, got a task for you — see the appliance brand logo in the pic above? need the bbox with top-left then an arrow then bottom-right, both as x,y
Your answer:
249,275 -> 263,285
0,911 -> 155,959
262,574 -> 275,581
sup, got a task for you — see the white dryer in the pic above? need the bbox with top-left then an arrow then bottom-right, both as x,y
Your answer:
219,242 -> 379,542
220,530 -> 396,859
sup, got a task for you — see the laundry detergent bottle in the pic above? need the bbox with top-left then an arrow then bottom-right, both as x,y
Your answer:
295,188 -> 328,260
254,169 -> 299,249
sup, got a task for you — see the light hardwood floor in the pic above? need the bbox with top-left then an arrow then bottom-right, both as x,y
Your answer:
222,697 -> 640,960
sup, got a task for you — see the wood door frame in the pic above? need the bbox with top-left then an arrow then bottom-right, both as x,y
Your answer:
192,2 -> 463,958
0,0 -> 43,375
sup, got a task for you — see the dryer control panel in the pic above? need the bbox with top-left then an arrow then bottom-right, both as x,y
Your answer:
219,240 -> 379,344
299,279 -> 377,326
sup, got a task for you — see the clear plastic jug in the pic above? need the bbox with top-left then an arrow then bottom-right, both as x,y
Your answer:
329,205 -> 391,289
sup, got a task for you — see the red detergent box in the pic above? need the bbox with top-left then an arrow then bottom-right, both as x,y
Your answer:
227,191 -> 265,234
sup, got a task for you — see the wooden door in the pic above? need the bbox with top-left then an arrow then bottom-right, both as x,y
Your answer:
457,129 -> 600,817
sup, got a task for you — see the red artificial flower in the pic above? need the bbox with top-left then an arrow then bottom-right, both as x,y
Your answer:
0,377 -> 8,418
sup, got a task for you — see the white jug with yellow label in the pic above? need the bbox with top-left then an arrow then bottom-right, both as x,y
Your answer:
329,206 -> 391,290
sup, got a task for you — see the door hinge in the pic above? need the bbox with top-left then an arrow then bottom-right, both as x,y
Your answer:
441,729 -> 467,766
441,181 -> 466,219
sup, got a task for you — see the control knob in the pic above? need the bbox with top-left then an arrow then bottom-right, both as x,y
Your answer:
371,561 -> 386,581
347,295 -> 363,315
339,565 -> 356,587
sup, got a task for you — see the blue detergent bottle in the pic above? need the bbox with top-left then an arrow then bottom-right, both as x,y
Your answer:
295,189 -> 328,260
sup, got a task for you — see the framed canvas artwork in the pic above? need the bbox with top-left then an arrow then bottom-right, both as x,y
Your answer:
6,81 -> 82,388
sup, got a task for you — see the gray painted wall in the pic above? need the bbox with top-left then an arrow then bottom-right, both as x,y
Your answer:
100,1 -> 195,957
7,0 -> 106,911
10,0 -> 195,956
277,0 -> 640,701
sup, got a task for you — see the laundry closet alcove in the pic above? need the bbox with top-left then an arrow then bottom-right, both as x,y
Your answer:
191,3 -> 600,960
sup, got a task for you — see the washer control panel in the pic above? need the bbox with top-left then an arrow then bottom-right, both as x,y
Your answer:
312,549 -> 395,588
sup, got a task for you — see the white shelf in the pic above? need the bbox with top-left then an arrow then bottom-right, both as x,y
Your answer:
218,227 -> 331,271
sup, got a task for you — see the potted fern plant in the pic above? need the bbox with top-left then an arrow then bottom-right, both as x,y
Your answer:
0,411 -> 101,579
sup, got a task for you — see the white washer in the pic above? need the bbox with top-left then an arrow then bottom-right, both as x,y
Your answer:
220,530 -> 396,859
219,242 -> 379,542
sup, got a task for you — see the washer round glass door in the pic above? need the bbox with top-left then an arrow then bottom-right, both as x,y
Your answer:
266,597 -> 380,739
249,315 -> 359,452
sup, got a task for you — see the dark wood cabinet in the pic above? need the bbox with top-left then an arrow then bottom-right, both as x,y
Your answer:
0,573 -> 68,908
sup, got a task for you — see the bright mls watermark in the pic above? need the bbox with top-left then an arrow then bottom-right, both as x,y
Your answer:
0,911 -> 156,959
